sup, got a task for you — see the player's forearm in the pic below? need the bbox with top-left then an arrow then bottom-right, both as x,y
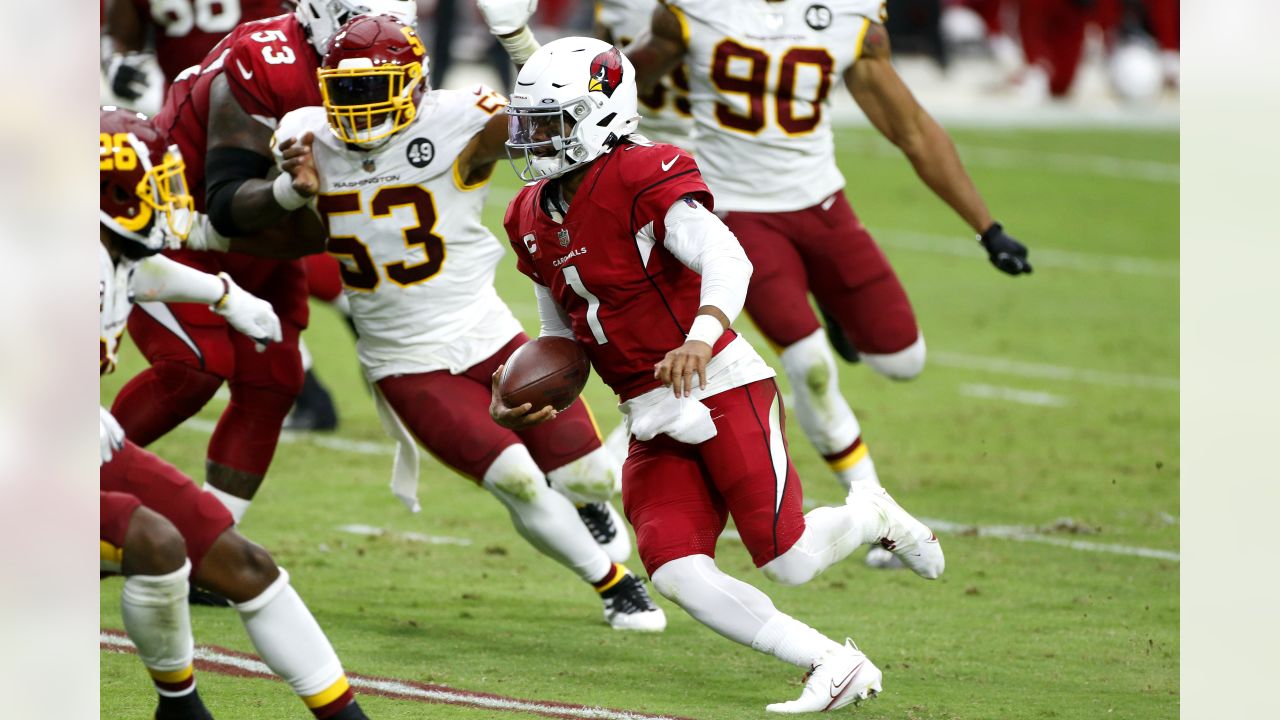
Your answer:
903,114 -> 993,233
227,176 -> 297,233
130,255 -> 228,305
662,200 -> 753,344
534,284 -> 576,340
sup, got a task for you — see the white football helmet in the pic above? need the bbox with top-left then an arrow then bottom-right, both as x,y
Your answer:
506,37 -> 640,181
294,0 -> 417,56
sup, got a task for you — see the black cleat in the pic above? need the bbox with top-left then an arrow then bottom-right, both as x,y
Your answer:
600,572 -> 666,631
284,369 -> 339,431
188,581 -> 233,608
327,700 -> 370,720
818,302 -> 860,364
577,502 -> 631,562
155,688 -> 215,720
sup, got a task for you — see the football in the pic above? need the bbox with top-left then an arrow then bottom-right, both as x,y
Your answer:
499,336 -> 591,412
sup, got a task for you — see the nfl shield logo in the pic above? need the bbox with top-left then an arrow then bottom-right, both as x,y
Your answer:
557,228 -> 571,247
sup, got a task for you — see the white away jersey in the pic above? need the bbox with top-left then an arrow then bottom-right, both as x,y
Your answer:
664,0 -> 884,211
100,245 -> 135,375
597,0 -> 695,146
275,86 -> 521,379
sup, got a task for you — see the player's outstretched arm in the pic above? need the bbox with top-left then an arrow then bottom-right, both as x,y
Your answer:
130,256 -> 283,349
624,4 -> 688,95
205,75 -> 301,236
845,22 -> 1032,275
478,0 -> 542,66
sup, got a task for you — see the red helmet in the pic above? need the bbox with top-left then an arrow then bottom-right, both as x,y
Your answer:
99,106 -> 194,254
317,13 -> 430,146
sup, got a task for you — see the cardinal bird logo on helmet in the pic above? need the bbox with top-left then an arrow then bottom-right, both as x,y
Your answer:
588,48 -> 624,97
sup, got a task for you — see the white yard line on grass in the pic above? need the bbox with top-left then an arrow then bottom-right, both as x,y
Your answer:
932,351 -> 1179,392
872,228 -> 1180,278
101,631 -> 689,720
336,523 -> 473,546
959,383 -> 1069,407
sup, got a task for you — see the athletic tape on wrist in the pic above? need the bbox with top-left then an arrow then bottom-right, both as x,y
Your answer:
498,26 -> 541,66
272,172 -> 310,211
687,314 -> 724,347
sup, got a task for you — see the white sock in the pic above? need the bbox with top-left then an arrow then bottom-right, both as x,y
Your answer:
483,445 -> 614,584
752,613 -> 843,669
651,554 -> 838,668
780,330 -> 862,457
761,504 -> 883,586
297,336 -> 314,373
205,485 -> 251,524
835,454 -> 881,490
121,559 -> 196,695
234,568 -> 350,704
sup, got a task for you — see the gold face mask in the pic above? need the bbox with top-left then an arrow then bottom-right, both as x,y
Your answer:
318,62 -> 423,145
136,148 -> 195,242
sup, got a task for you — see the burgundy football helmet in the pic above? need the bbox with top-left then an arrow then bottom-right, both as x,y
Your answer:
317,13 -> 430,146
99,106 -> 194,255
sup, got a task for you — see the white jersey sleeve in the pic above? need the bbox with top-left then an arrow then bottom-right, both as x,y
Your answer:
99,244 -> 134,375
665,0 -> 885,212
299,87 -> 523,379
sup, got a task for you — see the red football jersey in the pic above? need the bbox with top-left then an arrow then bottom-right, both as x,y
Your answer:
133,0 -> 284,83
153,12 -> 321,211
504,141 -> 734,400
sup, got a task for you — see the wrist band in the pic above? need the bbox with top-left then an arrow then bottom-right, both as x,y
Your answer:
214,273 -> 232,310
687,314 -> 724,347
497,26 -> 541,66
272,171 -> 309,211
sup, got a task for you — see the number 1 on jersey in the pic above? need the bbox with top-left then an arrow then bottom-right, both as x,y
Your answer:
561,266 -> 608,345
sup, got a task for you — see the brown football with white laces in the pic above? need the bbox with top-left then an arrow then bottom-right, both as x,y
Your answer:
499,336 -> 591,412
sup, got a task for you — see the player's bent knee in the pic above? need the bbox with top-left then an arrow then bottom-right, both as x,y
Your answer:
651,554 -> 714,606
482,444 -> 546,504
546,447 -> 620,504
759,553 -> 820,587
862,334 -> 926,381
780,330 -> 836,394
200,529 -> 282,602
122,507 -> 188,577
154,361 -> 226,412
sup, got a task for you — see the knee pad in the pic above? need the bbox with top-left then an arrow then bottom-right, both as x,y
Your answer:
862,334 -> 926,381
760,549 -> 820,587
153,361 -> 225,417
780,330 -> 836,396
546,446 -> 621,504
482,444 -> 546,504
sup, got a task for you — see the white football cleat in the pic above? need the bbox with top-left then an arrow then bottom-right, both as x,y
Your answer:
863,545 -> 904,570
766,640 -> 882,714
848,486 -> 944,579
601,572 -> 667,632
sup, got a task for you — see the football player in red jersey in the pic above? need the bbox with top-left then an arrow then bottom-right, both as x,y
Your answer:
101,0 -> 285,105
100,107 -> 370,720
111,0 -> 416,526
492,37 -> 945,712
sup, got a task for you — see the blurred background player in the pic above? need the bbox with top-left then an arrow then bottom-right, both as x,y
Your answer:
621,1 -> 1032,571
492,36 -> 944,711
101,0 -> 350,434
269,13 -> 662,631
110,0 -> 416,528
100,106 -> 371,720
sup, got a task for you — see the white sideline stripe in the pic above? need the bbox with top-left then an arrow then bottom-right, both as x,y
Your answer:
918,517 -> 1180,562
101,633 -> 683,720
872,228 -> 1180,278
931,351 -> 1179,392
959,383 -> 1068,407
337,523 -> 473,546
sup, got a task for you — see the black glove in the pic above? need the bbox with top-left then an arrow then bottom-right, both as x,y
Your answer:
107,55 -> 151,102
979,222 -> 1033,276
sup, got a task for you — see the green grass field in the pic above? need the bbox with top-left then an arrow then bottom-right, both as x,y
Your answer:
100,125 -> 1179,719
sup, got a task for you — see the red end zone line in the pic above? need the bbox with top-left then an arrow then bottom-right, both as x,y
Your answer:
101,629 -> 693,720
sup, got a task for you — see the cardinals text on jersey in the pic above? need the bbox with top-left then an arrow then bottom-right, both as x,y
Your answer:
664,0 -> 885,212
275,85 -> 522,379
